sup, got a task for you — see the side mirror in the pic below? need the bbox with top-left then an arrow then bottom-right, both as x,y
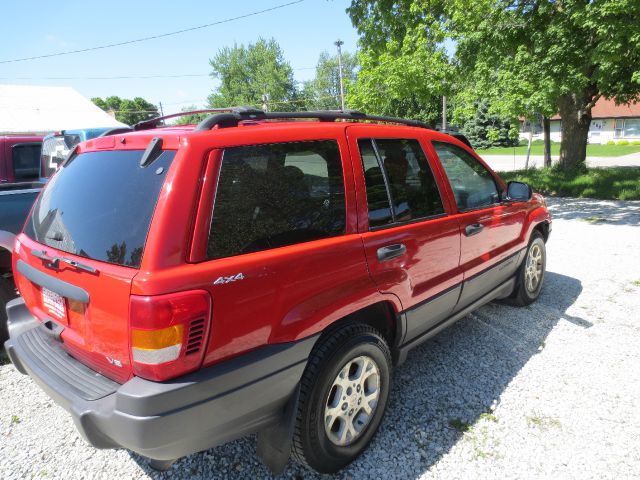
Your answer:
506,181 -> 532,202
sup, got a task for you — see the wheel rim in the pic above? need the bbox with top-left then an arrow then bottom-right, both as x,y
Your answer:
324,355 -> 381,447
524,243 -> 544,293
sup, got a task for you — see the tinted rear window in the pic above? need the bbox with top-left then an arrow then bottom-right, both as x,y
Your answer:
24,149 -> 175,268
12,143 -> 41,181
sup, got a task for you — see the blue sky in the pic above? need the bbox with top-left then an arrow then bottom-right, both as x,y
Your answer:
0,0 -> 359,115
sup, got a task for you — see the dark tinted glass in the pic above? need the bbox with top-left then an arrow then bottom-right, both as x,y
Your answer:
358,139 -> 393,227
362,138 -> 444,225
12,144 -> 41,181
25,149 -> 175,268
433,141 -> 499,210
207,141 -> 345,260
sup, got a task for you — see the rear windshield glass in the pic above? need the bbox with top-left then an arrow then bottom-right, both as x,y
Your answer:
24,149 -> 175,268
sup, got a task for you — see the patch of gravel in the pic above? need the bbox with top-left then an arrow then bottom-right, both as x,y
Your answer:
1,197 -> 639,479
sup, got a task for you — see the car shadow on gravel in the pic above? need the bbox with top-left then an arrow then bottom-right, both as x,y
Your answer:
546,197 -> 640,226
132,270 -> 586,480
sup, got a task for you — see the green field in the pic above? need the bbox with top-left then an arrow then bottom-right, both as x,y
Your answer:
478,140 -> 640,157
498,167 -> 640,200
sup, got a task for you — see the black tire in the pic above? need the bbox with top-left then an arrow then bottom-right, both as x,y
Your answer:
291,324 -> 392,474
505,230 -> 546,307
0,277 -> 18,346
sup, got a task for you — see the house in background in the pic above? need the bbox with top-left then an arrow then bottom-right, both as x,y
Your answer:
520,98 -> 640,144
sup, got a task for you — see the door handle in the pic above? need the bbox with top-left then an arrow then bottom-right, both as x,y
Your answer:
377,243 -> 406,262
464,223 -> 485,236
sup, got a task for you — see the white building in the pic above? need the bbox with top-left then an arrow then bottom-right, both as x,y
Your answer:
521,98 -> 640,145
0,84 -> 126,134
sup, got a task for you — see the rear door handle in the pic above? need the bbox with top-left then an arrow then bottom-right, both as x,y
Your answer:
464,223 -> 485,236
377,243 -> 406,262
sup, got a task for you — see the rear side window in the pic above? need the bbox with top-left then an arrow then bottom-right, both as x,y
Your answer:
433,141 -> 500,211
12,143 -> 41,181
207,141 -> 345,260
25,149 -> 175,268
358,138 -> 444,228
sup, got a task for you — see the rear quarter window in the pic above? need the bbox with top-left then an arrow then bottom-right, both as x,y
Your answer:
207,140 -> 346,260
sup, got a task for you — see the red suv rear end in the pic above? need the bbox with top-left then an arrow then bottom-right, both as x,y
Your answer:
5,109 -> 551,474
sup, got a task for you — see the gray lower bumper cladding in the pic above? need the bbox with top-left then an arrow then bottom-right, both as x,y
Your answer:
4,298 -> 316,461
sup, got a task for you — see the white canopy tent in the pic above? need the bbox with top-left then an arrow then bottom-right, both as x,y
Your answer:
0,85 -> 128,134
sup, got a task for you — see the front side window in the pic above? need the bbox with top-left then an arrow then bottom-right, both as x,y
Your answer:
12,143 -> 41,181
207,141 -> 345,260
358,138 -> 444,228
433,141 -> 500,211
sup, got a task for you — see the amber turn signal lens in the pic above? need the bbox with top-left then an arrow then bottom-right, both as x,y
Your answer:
131,325 -> 184,350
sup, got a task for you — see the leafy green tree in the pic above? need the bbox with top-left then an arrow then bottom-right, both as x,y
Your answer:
92,96 -> 159,126
347,1 -> 452,126
460,102 -> 519,150
348,0 -> 640,171
207,38 -> 298,111
302,51 -> 359,110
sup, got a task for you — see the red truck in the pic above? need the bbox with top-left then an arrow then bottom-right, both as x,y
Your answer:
0,135 -> 43,184
4,109 -> 550,474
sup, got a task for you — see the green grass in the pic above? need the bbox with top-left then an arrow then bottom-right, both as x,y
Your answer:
499,166 -> 640,200
477,140 -> 640,157
527,414 -> 562,430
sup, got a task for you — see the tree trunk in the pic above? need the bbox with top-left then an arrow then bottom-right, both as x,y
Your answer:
558,93 -> 593,171
543,116 -> 551,168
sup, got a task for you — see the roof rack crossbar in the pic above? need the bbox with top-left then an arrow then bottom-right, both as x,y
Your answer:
194,109 -> 435,131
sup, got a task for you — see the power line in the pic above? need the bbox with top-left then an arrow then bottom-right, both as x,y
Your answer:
0,66 -> 317,81
0,0 -> 306,65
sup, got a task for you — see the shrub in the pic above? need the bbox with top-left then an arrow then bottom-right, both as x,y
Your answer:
617,140 -> 629,145
606,140 -> 616,145
631,140 -> 640,145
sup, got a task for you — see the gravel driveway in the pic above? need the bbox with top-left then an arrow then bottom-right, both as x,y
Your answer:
2,197 -> 639,480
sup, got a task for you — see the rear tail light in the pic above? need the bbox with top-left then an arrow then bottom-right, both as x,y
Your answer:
129,290 -> 211,381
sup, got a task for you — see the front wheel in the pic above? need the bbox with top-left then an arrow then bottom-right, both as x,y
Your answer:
291,324 -> 392,474
506,230 -> 546,306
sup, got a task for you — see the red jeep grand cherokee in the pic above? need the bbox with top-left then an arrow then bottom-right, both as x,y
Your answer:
5,109 -> 550,474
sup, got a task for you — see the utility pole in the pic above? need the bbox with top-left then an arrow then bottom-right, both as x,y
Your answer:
334,39 -> 345,111
158,101 -> 164,117
442,96 -> 447,131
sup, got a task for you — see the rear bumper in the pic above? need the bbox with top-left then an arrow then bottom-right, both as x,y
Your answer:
4,298 -> 316,460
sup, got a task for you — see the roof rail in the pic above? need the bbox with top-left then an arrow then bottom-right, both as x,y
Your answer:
194,109 -> 434,131
132,107 -> 473,147
132,107 -> 251,131
438,130 -> 472,148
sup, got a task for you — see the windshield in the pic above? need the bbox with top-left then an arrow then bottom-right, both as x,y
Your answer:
25,149 -> 175,268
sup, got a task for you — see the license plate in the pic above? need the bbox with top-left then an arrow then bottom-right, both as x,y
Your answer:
42,287 -> 67,321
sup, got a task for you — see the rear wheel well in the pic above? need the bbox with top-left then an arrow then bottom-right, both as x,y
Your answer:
321,301 -> 398,351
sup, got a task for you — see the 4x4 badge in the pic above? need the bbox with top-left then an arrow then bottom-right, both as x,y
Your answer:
213,273 -> 245,285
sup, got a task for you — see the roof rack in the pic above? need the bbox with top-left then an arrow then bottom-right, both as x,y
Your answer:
132,107 -> 472,147
194,108 -> 434,131
132,108 -> 242,131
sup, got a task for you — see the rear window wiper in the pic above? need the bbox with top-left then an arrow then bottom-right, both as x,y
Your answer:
31,249 -> 98,274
